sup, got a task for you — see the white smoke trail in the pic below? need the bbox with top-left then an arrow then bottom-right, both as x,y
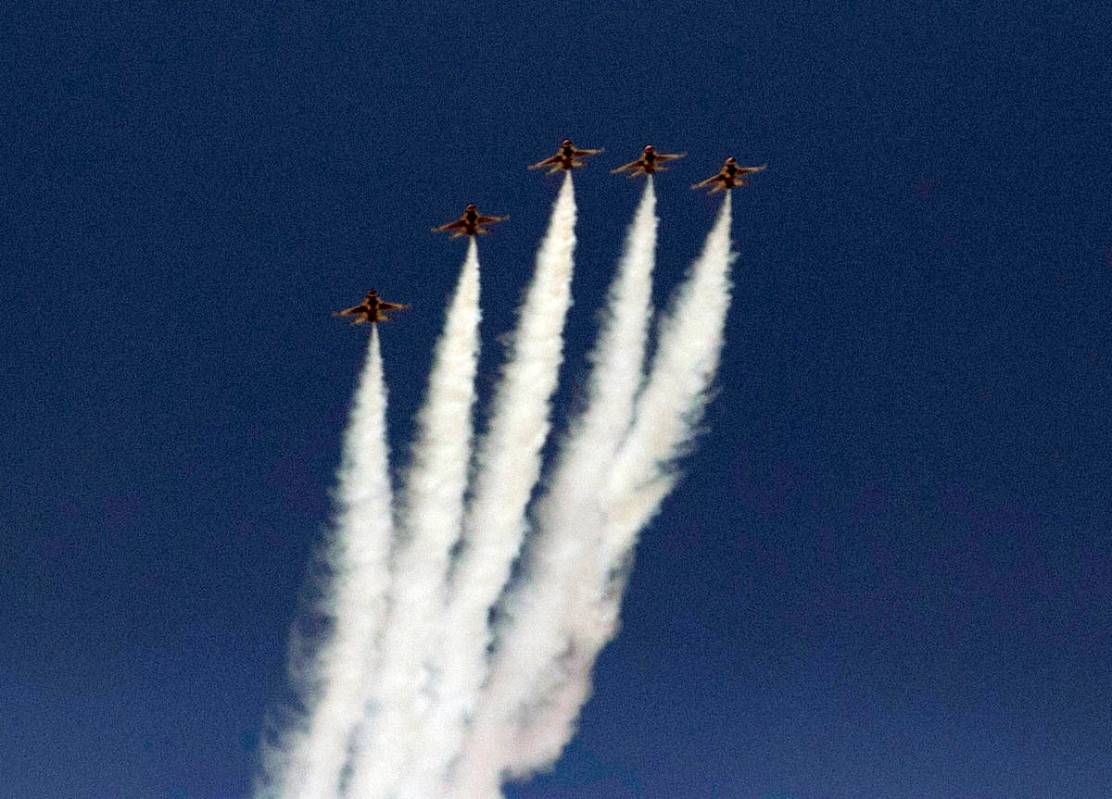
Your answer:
344,243 -> 482,798
399,175 -> 578,799
256,328 -> 394,799
456,194 -> 736,797
596,192 -> 734,574
447,181 -> 659,795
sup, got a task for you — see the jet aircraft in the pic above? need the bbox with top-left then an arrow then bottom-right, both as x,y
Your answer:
610,145 -> 687,177
333,288 -> 410,325
691,157 -> 767,193
528,138 -> 604,174
432,204 -> 509,238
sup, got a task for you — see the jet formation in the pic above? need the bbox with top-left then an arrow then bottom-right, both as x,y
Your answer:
338,140 -> 764,328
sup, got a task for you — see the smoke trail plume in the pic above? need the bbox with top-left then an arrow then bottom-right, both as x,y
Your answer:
449,181 -> 659,794
256,328 -> 394,799
597,192 -> 734,572
457,194 -> 736,796
399,175 -> 578,798
344,243 -> 482,798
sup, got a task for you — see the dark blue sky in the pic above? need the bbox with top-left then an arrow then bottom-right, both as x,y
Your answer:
2,3 -> 1110,797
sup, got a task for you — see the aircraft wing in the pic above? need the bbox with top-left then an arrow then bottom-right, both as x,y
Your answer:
432,218 -> 467,233
528,154 -> 560,170
378,301 -> 410,312
476,214 -> 508,224
610,159 -> 643,174
739,163 -> 768,174
655,151 -> 687,162
333,305 -> 363,317
691,174 -> 723,190
572,147 -> 603,158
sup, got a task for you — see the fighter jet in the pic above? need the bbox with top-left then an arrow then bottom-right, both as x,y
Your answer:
691,157 -> 767,193
333,288 -> 410,325
610,145 -> 687,178
528,138 -> 604,174
432,203 -> 509,238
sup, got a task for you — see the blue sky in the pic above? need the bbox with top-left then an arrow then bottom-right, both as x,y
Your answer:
1,2 -> 1110,797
